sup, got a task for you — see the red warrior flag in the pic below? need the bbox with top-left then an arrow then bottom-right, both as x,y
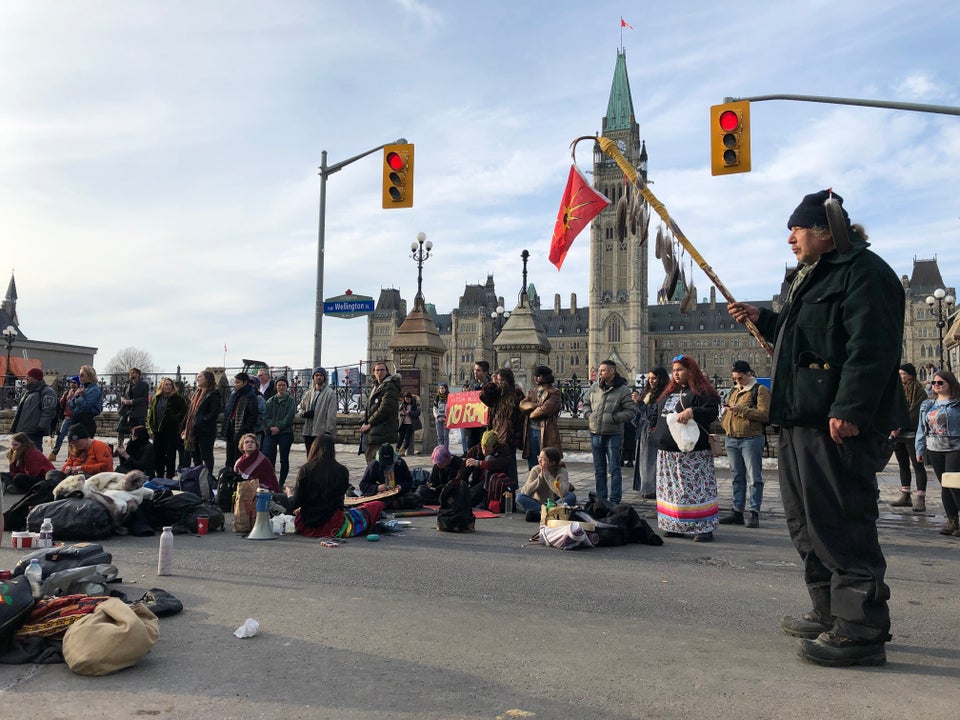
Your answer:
549,164 -> 610,270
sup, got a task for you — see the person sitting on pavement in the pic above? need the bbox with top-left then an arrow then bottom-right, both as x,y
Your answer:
116,425 -> 156,478
3,432 -> 55,494
286,435 -> 385,538
234,433 -> 280,493
458,430 -> 514,506
359,443 -> 417,509
415,444 -> 465,505
516,446 -> 577,514
62,424 -> 113,476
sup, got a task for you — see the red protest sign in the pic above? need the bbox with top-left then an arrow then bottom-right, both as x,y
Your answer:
444,391 -> 488,430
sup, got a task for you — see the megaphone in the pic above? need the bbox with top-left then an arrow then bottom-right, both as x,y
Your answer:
247,488 -> 276,540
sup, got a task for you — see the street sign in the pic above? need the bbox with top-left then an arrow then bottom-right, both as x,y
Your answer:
323,293 -> 375,319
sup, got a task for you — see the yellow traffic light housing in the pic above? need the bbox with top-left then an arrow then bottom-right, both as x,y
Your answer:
382,143 -> 414,208
710,101 -> 751,175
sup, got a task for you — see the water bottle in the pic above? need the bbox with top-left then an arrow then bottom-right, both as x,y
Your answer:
25,559 -> 43,599
39,517 -> 54,549
157,526 -> 174,576
503,491 -> 514,516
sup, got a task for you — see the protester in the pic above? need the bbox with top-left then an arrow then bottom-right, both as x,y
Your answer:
729,188 -> 903,667
263,377 -> 296,485
116,425 -> 156,478
415,444 -> 465,504
582,359 -> 637,506
396,392 -> 422,456
183,369 -> 221,474
147,377 -> 188,479
463,360 -> 492,453
299,367 -> 337,456
890,363 -> 929,512
516,447 -> 576,513
287,435 -> 385,538
233,433 -> 280,493
358,443 -> 415,509
3,432 -> 55,494
480,367 -> 525,484
359,362 -> 401,463
520,365 -> 562,471
49,375 -> 80,461
68,365 -> 103,438
117,367 -> 149,446
459,430 -> 514,505
10,367 -> 57,452
632,367 -> 669,498
256,367 -> 276,400
718,360 -> 771,528
62,424 -> 113,475
223,372 -> 258,468
651,355 -> 721,542
915,369 -> 960,537
434,382 -> 450,449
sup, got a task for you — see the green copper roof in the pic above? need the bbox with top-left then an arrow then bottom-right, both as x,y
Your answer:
605,49 -> 635,132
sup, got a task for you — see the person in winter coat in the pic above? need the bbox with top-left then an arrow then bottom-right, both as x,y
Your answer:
62,424 -> 113,476
889,362 -> 930,511
147,377 -> 188,479
396,392 -> 422,456
223,373 -> 259,468
434,383 -> 450,449
117,367 -> 150,445
415,443 -> 465,504
582,360 -> 637,505
49,375 -> 80,461
3,432 -> 55,494
520,365 -> 562,470
116,425 -> 156,478
67,365 -> 103,438
234,433 -> 280,493
359,443 -> 416,509
299,367 -> 338,456
11,368 -> 58,452
182,369 -> 221,473
632,366 -> 670,498
360,362 -> 401,463
516,446 -> 576,513
479,367 -> 525,485
263,377 -> 297,484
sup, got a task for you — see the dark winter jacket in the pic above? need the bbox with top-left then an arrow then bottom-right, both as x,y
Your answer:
363,374 -> 401,447
121,378 -> 150,425
147,392 -> 188,438
288,459 -> 350,529
651,389 -> 720,453
754,234 -> 905,433
11,380 -> 58,436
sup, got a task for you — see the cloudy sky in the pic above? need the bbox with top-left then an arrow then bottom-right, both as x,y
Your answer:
2,0 -> 958,376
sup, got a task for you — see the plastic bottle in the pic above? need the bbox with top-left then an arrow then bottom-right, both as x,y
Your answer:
546,498 -> 554,511
39,517 -> 54,549
503,491 -> 514,516
157,526 -> 174,576
25,559 -> 43,599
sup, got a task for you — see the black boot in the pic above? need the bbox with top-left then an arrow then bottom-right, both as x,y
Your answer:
718,510 -> 744,525
745,511 -> 760,528
889,490 -> 911,507
798,631 -> 887,667
781,612 -> 832,639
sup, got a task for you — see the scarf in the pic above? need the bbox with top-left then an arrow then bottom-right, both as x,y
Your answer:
184,388 -> 207,440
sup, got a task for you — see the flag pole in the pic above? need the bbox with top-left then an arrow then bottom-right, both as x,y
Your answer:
574,135 -> 774,357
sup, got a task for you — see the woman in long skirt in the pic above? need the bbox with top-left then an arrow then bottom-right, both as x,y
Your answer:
650,355 -> 720,542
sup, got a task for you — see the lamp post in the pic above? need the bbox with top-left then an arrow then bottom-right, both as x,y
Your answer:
409,232 -> 433,309
491,305 -> 510,334
925,288 -> 956,372
2,324 -> 16,388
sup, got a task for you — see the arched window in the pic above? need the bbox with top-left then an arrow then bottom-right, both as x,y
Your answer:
607,317 -> 621,343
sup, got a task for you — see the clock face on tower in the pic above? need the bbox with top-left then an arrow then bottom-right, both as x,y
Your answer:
616,139 -> 627,153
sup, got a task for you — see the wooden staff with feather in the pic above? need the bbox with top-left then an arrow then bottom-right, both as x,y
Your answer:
573,134 -> 774,357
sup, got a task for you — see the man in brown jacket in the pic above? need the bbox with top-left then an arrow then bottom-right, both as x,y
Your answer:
719,360 -> 771,528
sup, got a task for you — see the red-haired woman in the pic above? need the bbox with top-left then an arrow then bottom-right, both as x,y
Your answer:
650,355 -> 721,542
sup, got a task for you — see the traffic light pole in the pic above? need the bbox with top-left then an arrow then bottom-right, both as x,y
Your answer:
725,94 -> 960,116
313,138 -> 407,367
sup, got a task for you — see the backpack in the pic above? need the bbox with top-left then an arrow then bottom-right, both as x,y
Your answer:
437,481 -> 475,533
410,466 -> 430,490
216,468 -> 239,514
178,465 -> 213,501
485,472 -> 516,514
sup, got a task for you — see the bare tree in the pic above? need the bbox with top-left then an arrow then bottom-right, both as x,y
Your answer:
105,347 -> 157,379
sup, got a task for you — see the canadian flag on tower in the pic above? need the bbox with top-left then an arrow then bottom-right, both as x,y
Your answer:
621,18 -> 633,30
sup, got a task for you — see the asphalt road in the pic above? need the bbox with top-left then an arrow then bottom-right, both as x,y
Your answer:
2,442 -> 959,720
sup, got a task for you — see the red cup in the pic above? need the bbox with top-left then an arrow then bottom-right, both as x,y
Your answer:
196,517 -> 209,535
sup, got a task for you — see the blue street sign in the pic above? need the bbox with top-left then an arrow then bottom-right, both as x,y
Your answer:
323,294 -> 375,319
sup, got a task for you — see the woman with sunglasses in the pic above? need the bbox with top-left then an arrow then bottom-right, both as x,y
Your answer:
650,355 -> 721,542
915,369 -> 960,536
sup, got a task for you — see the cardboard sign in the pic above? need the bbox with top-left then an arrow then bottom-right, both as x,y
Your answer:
444,391 -> 488,429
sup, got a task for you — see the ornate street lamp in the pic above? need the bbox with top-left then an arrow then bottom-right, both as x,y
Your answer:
925,288 -> 956,371
409,231 -> 433,309
491,305 -> 510,334
2,324 -> 16,388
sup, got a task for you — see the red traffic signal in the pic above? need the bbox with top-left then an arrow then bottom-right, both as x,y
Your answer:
382,144 -> 414,209
710,101 -> 751,176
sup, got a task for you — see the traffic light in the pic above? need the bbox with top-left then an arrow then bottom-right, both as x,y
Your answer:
710,101 -> 751,175
382,143 -> 414,209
